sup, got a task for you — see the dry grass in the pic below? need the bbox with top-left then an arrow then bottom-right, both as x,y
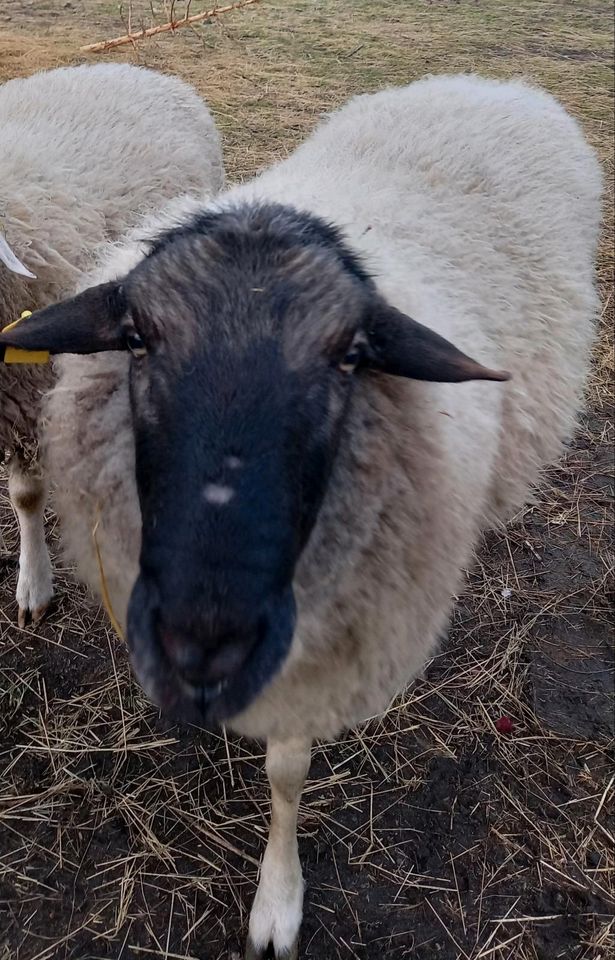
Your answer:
0,2 -> 613,958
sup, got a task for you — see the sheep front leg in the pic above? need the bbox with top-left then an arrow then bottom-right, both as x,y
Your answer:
8,454 -> 53,628
246,736 -> 312,960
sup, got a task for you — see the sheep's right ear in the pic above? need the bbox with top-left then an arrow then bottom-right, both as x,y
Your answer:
0,282 -> 128,355
0,233 -> 36,279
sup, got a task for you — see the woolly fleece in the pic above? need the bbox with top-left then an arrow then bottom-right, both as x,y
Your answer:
44,74 -> 602,741
0,62 -> 224,450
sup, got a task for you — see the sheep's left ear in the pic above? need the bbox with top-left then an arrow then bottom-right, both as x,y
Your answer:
0,282 -> 128,355
365,301 -> 510,383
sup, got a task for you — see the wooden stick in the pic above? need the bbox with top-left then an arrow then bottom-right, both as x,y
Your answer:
80,0 -> 261,53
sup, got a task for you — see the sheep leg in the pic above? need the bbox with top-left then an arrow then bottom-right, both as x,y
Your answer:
8,454 -> 53,628
246,736 -> 312,960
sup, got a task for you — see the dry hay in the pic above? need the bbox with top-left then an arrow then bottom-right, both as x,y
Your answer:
0,2 -> 613,958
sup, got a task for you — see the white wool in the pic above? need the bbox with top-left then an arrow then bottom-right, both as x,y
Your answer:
1,62 -> 224,333
1,62 -> 224,620
43,72 -> 602,959
45,74 -> 602,740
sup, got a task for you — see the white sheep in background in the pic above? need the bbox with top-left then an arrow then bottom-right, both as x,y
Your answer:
3,74 -> 602,958
0,61 -> 224,625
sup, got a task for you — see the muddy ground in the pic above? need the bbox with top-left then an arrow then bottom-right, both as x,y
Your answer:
0,2 -> 613,959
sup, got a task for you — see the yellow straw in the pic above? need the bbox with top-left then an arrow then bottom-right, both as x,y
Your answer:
92,512 -> 125,642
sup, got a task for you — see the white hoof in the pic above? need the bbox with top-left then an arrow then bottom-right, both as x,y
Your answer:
245,934 -> 299,960
16,550 -> 53,628
247,860 -> 303,960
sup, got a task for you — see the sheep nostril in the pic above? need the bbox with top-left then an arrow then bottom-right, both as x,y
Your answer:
160,630 -> 203,679
203,635 -> 256,683
160,628 -> 255,687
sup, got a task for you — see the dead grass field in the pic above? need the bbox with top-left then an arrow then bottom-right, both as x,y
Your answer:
0,2 -> 613,959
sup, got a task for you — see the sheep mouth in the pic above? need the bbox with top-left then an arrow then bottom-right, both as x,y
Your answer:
128,624 -> 256,725
125,576 -> 296,725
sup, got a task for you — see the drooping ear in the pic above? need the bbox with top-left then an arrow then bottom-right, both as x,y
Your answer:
0,233 -> 36,279
366,301 -> 510,383
0,282 -> 127,355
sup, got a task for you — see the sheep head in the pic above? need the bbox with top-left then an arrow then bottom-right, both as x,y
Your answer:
0,203 -> 509,723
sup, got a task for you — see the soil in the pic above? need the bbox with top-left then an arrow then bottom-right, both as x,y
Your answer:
0,3 -> 613,959
0,467 -> 612,960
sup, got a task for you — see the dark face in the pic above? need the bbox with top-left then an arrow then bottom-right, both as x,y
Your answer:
0,203 -> 509,723
122,210 -> 371,722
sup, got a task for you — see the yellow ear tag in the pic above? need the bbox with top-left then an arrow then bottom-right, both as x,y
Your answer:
2,311 -> 50,364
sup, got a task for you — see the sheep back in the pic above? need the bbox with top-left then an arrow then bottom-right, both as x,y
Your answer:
44,76 -> 602,741
1,62 -> 224,449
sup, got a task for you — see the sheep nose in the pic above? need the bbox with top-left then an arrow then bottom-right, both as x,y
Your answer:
160,627 -> 256,688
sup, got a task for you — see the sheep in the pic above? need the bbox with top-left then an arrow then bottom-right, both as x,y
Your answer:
0,61 -> 224,626
3,74 -> 602,958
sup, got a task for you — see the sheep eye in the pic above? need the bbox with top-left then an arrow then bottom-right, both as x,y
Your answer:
338,339 -> 363,374
125,330 -> 147,358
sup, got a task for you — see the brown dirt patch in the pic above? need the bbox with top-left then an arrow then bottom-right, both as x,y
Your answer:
1,2 -> 613,959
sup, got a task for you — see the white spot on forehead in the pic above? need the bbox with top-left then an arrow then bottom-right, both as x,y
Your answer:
225,456 -> 242,469
203,483 -> 235,505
